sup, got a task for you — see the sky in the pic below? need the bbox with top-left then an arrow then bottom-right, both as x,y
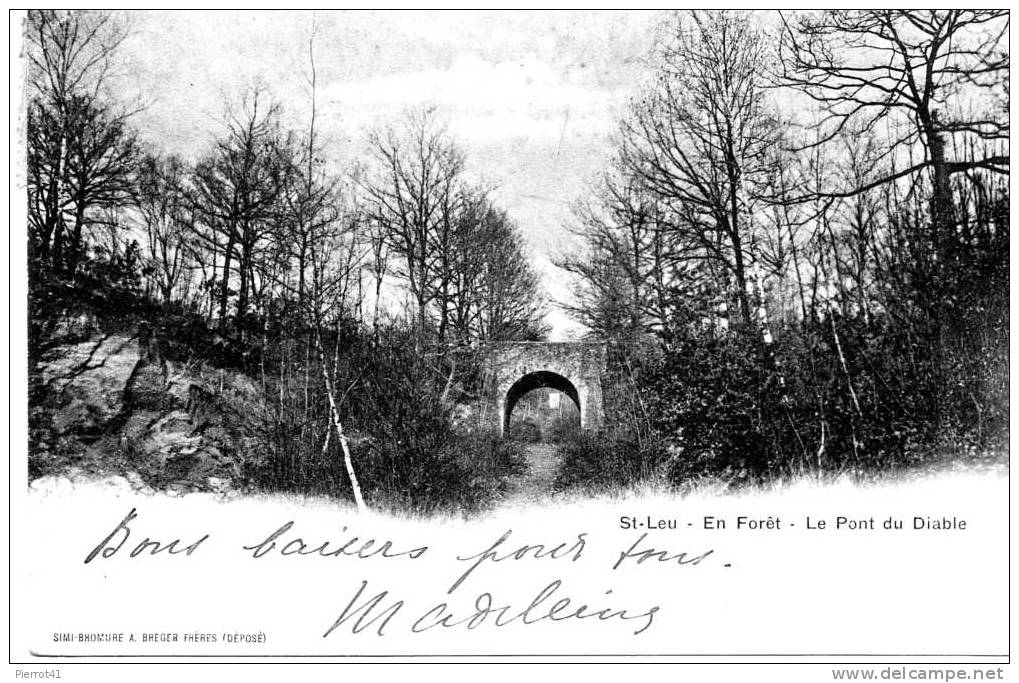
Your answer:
112,10 -> 666,339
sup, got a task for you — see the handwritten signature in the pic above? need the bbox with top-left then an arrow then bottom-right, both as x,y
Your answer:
84,510 -> 719,639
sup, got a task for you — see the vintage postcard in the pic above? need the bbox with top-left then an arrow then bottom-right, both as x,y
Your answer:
9,8 -> 1011,677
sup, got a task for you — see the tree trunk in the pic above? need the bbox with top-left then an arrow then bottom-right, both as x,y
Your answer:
730,230 -> 753,328
928,129 -> 954,264
924,118 -> 952,428
315,332 -> 367,512
66,199 -> 86,276
237,241 -> 251,324
218,235 -> 235,329
47,123 -> 69,268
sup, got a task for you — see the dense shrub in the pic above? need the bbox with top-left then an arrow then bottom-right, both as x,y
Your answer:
638,335 -> 779,479
544,415 -> 582,442
358,429 -> 526,514
250,323 -> 530,515
507,419 -> 542,442
554,431 -> 667,492
621,305 -> 1008,487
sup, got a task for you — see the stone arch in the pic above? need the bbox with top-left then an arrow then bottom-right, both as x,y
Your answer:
503,370 -> 581,434
483,342 -> 607,438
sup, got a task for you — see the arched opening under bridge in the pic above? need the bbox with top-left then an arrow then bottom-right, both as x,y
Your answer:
504,371 -> 581,441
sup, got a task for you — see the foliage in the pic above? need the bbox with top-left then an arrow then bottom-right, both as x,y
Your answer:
23,10 -> 1010,511
250,323 -> 526,514
24,13 -> 551,514
358,429 -> 526,515
554,431 -> 668,492
560,9 -> 1009,492
507,419 -> 542,443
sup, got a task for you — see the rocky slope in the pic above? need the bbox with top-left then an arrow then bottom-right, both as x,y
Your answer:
29,325 -> 267,494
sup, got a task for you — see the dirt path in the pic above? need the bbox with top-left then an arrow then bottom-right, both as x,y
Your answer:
502,442 -> 563,506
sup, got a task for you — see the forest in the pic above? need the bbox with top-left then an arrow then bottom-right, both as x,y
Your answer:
25,10 -> 1009,514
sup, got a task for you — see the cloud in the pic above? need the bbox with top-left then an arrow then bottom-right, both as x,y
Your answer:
323,51 -> 628,341
116,11 -> 658,338
328,53 -> 619,145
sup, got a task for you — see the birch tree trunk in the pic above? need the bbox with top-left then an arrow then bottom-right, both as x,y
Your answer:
315,332 -> 366,512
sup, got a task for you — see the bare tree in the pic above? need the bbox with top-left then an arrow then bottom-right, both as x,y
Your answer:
780,10 -> 1009,257
361,197 -> 392,337
361,108 -> 466,340
189,89 -> 282,329
560,167 -> 705,341
25,10 -> 136,274
468,206 -> 548,342
135,153 -> 193,305
619,10 -> 780,327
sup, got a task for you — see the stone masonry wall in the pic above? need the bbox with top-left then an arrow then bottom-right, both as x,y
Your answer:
483,342 -> 607,435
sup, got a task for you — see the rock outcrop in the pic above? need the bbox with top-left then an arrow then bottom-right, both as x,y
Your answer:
30,324 -> 266,494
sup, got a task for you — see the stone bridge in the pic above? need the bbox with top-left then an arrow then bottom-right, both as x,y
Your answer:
482,341 -> 607,437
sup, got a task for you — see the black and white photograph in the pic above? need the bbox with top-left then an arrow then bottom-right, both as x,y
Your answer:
9,8 -> 1011,677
